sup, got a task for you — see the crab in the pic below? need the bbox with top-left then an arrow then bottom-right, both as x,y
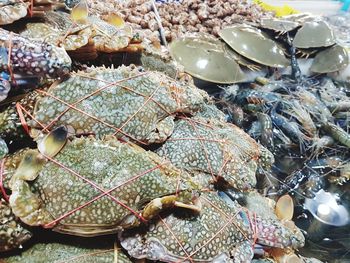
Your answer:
155,116 -> 274,191
293,20 -> 335,49
120,191 -> 305,262
0,28 -> 72,80
259,17 -> 300,35
8,127 -> 201,237
0,0 -> 29,25
29,65 -> 207,144
218,24 -> 289,68
0,198 -> 32,252
310,44 -> 349,74
21,11 -> 143,61
1,240 -> 132,262
169,33 -> 246,84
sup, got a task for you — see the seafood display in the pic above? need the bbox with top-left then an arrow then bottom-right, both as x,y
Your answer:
0,1 -> 349,263
85,0 -> 273,41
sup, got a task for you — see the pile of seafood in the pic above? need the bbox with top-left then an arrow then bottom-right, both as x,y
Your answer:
86,0 -> 273,41
0,0 -> 349,263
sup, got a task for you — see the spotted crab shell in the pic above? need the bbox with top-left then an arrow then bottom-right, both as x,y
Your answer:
310,45 -> 349,73
9,136 -> 197,236
293,20 -> 336,49
219,25 -> 289,68
169,33 -> 246,84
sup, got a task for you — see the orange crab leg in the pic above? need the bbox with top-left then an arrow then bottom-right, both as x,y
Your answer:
28,0 -> 34,17
247,211 -> 258,248
15,103 -> 31,135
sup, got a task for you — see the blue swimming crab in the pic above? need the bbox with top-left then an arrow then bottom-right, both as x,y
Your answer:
29,65 -> 207,144
0,28 -> 71,79
9,127 -> 200,236
156,116 -> 274,191
121,191 -> 305,262
0,28 -> 71,101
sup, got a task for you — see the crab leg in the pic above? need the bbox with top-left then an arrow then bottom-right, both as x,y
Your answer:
142,195 -> 201,221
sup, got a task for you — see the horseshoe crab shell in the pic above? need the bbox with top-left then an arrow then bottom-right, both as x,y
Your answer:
310,45 -> 349,73
260,18 -> 300,33
219,25 -> 289,68
169,34 -> 245,84
293,20 -> 336,49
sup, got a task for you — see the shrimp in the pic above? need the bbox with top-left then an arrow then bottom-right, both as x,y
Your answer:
257,112 -> 274,151
322,122 -> 350,148
271,109 -> 308,153
283,99 -> 316,137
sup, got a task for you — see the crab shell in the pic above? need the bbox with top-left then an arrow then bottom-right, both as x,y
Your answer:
31,65 -> 207,144
0,28 -> 71,78
0,0 -> 28,25
169,33 -> 246,84
293,20 -> 336,49
0,199 -> 32,252
121,191 -> 305,263
259,18 -> 300,33
219,25 -> 289,68
1,241 -> 132,263
20,23 -> 62,46
310,45 -> 349,73
155,117 -> 274,191
9,136 -> 198,236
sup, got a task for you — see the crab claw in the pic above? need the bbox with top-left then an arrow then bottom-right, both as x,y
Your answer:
275,194 -> 294,221
38,126 -> 68,158
142,194 -> 201,221
9,179 -> 51,226
10,150 -> 46,185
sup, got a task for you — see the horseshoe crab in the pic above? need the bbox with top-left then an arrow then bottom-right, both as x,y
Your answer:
9,127 -> 200,236
259,18 -> 300,34
310,45 -> 349,73
121,191 -> 305,262
169,33 -> 246,84
0,198 -> 32,252
156,117 -> 274,191
293,20 -> 336,49
29,65 -> 207,144
219,25 -> 289,68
